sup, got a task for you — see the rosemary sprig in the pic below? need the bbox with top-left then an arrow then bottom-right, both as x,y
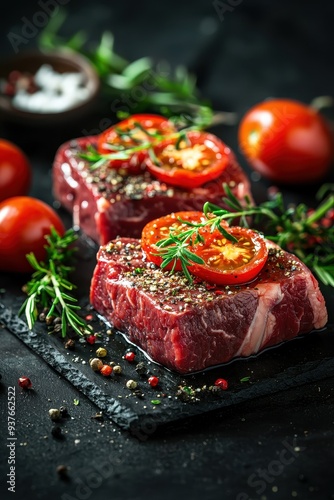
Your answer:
78,124 -> 198,170
156,184 -> 334,287
19,228 -> 92,337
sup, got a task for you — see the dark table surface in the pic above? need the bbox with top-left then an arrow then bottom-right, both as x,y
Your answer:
1,1 -> 334,499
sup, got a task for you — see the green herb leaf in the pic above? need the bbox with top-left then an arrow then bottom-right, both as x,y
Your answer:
154,183 -> 334,287
19,228 -> 93,338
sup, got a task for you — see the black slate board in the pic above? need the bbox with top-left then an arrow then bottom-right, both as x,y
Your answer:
1,268 -> 334,438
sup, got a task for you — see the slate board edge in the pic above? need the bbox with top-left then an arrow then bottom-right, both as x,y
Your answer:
2,301 -> 334,438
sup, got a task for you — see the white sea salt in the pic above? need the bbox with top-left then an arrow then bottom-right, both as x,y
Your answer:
12,64 -> 89,113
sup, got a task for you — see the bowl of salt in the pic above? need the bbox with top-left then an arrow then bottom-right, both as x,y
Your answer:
0,49 -> 100,126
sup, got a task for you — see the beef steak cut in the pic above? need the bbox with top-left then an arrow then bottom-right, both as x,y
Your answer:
90,237 -> 328,374
52,135 -> 253,245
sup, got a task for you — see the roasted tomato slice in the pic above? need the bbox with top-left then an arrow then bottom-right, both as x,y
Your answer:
145,131 -> 231,189
141,211 -> 207,270
189,226 -> 268,285
97,114 -> 176,173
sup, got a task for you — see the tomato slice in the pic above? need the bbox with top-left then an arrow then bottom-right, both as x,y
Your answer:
142,212 -> 268,284
97,114 -> 176,174
189,226 -> 268,285
141,211 -> 207,270
145,131 -> 230,189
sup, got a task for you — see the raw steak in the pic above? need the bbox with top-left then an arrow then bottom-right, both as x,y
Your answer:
90,237 -> 328,374
52,135 -> 253,245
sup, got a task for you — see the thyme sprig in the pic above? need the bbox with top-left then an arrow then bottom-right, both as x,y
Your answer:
19,228 -> 92,337
156,184 -> 334,287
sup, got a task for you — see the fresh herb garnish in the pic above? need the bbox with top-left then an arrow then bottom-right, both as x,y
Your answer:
19,228 -> 92,337
37,11 -> 236,128
156,183 -> 334,287
78,125 -> 197,170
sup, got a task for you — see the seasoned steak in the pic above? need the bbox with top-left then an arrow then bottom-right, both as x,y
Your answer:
52,136 -> 253,245
90,237 -> 328,374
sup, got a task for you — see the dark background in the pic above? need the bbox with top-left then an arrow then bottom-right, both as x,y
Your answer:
1,1 -> 334,500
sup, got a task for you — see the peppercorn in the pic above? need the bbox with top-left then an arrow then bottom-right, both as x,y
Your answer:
148,376 -> 159,387
86,334 -> 96,345
49,408 -> 61,421
112,365 -> 122,375
96,347 -> 107,358
45,315 -> 54,326
126,379 -> 138,390
89,358 -> 104,372
124,351 -> 136,362
56,464 -> 69,480
133,389 -> 145,398
214,378 -> 228,390
135,362 -> 147,376
64,339 -> 75,350
59,406 -> 69,418
38,308 -> 49,322
100,365 -> 113,377
18,376 -> 32,389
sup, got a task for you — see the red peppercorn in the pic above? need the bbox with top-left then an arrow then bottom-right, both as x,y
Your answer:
214,378 -> 228,390
18,376 -> 32,389
85,314 -> 94,321
124,351 -> 136,362
100,365 -> 113,377
148,376 -> 159,387
86,334 -> 96,345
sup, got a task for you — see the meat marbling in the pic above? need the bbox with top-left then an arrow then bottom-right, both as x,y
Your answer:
90,237 -> 328,374
52,135 -> 253,245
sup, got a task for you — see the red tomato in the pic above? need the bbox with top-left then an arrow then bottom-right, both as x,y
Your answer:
141,211 -> 207,270
97,114 -> 176,173
0,196 -> 65,273
189,226 -> 268,285
146,131 -> 230,189
0,139 -> 32,202
238,99 -> 334,184
141,211 -> 267,285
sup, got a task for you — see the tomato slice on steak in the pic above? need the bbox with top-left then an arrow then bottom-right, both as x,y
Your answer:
189,226 -> 268,285
146,131 -> 230,189
97,114 -> 176,174
141,211 -> 268,285
141,211 -> 206,270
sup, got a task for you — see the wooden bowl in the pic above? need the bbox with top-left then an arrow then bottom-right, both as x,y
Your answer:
0,49 -> 100,126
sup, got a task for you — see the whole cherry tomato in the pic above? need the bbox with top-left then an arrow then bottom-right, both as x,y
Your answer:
97,114 -> 176,174
0,139 -> 32,202
146,131 -> 230,189
0,196 -> 65,273
238,99 -> 334,184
